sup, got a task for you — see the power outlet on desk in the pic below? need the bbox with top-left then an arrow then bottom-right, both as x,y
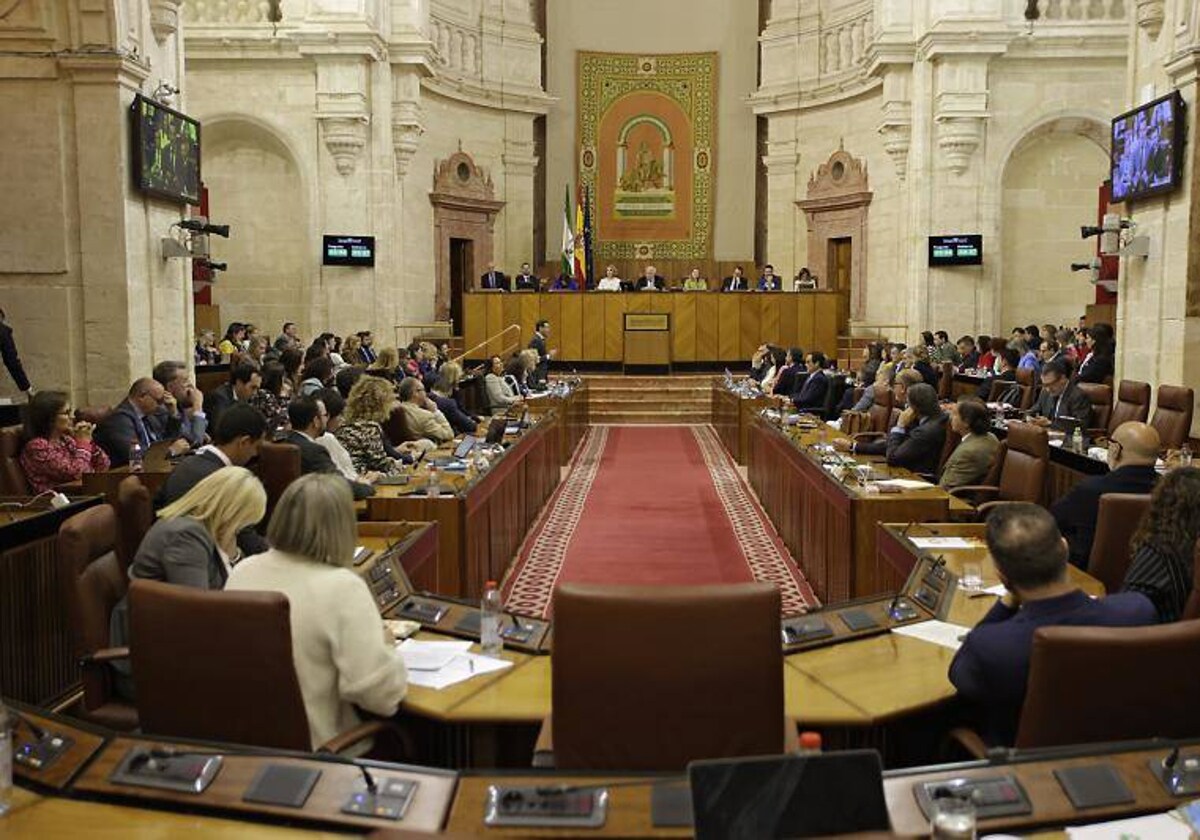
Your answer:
14,732 -> 72,771
341,777 -> 418,821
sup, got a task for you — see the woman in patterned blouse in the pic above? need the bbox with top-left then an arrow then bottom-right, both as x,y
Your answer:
248,360 -> 290,436
334,375 -> 412,476
19,390 -> 110,493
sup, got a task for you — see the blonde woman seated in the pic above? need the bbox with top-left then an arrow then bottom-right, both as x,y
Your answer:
334,376 -> 416,475
110,467 -> 267,657
484,355 -> 522,413
365,346 -> 401,382
227,474 -> 408,752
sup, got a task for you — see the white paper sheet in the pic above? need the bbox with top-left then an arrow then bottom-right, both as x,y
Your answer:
404,652 -> 514,690
396,639 -> 472,671
874,478 -> 935,490
909,537 -> 978,550
890,619 -> 971,651
1065,812 -> 1192,840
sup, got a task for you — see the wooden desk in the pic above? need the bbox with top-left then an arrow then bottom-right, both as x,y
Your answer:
525,383 -> 587,466
951,371 -> 990,399
710,384 -> 771,464
746,419 -> 953,601
366,414 -> 561,600
0,494 -> 103,705
462,291 -> 845,365
80,465 -> 170,504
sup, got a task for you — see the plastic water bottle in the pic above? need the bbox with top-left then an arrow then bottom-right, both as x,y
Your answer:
426,464 -> 440,497
0,700 -> 11,816
128,441 -> 144,473
480,580 -> 503,656
1181,443 -> 1193,467
1070,426 -> 1083,453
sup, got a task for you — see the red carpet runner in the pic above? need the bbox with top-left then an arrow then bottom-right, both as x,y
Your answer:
502,425 -> 818,618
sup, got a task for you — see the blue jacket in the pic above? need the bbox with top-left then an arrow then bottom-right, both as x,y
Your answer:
949,589 -> 1156,745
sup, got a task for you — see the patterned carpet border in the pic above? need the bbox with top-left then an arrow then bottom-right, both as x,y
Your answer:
501,426 -> 609,617
689,425 -> 818,616
502,425 -> 819,619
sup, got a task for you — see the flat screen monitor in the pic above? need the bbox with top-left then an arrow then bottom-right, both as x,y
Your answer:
131,94 -> 201,206
1111,90 -> 1186,203
323,235 -> 375,267
928,234 -> 983,267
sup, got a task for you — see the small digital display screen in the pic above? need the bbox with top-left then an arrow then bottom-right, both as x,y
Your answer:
323,235 -> 375,267
928,234 -> 983,266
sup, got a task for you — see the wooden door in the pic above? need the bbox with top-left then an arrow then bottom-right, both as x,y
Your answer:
827,237 -> 852,292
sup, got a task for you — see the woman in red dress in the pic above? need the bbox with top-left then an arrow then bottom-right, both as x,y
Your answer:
19,390 -> 110,493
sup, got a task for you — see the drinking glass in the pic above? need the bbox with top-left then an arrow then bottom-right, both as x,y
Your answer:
930,796 -> 976,840
961,562 -> 983,592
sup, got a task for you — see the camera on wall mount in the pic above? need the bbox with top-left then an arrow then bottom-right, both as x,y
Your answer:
1069,259 -> 1116,292
162,216 -> 230,261
1080,212 -> 1147,257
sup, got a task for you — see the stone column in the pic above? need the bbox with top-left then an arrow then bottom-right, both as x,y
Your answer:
762,129 -> 801,281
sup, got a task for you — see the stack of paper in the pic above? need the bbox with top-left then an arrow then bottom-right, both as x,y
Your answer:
874,478 -> 935,490
396,639 -> 513,690
890,619 -> 971,651
909,537 -> 978,550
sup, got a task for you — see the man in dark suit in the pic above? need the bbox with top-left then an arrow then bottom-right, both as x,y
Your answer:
840,369 -> 924,456
635,265 -> 665,290
274,321 -> 299,354
357,331 -> 378,364
791,351 -> 829,411
1051,421 -> 1161,568
772,347 -> 805,399
95,378 -> 189,466
155,403 -> 267,508
480,262 -> 510,292
513,262 -> 540,292
978,348 -> 1020,402
757,264 -> 782,291
0,307 -> 31,397
205,362 -> 262,432
884,383 -> 948,476
949,503 -> 1156,745
529,319 -> 554,388
1030,357 -> 1091,431
282,396 -> 373,500
721,265 -> 749,292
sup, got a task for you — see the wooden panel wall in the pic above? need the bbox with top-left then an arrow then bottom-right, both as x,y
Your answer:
462,292 -> 848,364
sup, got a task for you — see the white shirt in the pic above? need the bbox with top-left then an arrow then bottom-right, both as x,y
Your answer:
597,277 -> 622,291
197,444 -> 233,467
314,431 -> 360,481
226,549 -> 408,751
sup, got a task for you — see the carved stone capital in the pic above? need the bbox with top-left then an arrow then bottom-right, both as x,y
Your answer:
935,115 -> 986,175
321,116 -> 369,176
1136,0 -> 1165,40
149,0 -> 183,44
392,100 -> 424,178
878,123 -> 911,181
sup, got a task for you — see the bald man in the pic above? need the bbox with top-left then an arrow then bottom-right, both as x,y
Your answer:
1051,421 -> 1161,568
94,377 -> 190,466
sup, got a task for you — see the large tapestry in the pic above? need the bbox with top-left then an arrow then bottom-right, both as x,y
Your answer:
577,51 -> 717,261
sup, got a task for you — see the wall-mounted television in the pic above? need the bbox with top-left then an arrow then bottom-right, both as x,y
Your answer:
928,234 -> 983,267
1111,90 -> 1186,204
323,235 -> 376,267
131,94 -> 201,206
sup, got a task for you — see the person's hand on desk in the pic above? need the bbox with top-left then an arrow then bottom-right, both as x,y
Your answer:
1026,415 -> 1051,427
168,438 -> 191,457
398,441 -> 422,455
362,470 -> 385,484
832,437 -> 854,452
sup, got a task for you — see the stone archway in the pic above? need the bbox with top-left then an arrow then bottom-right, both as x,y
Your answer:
429,150 -> 505,324
796,144 -> 872,319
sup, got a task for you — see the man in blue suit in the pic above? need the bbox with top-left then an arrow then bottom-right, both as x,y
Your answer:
949,504 -> 1156,745
791,351 -> 828,411
757,264 -> 782,291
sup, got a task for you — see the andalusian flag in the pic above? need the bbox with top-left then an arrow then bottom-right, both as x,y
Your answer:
561,184 -> 575,280
573,189 -> 586,284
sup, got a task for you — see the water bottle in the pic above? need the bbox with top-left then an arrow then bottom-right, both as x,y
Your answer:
128,441 -> 144,473
1181,443 -> 1193,468
426,464 -> 440,497
1070,426 -> 1082,453
480,580 -> 503,656
0,700 -> 11,816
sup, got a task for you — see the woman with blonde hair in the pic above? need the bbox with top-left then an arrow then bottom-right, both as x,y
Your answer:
340,334 -> 361,366
430,361 -> 479,434
227,474 -> 408,752
334,375 -> 413,475
366,346 -> 401,382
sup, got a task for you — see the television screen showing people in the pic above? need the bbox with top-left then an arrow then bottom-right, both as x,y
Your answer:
1110,92 -> 1183,203
133,94 -> 202,205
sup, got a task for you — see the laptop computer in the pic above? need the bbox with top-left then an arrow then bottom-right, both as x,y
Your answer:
688,750 -> 889,839
429,435 -> 478,468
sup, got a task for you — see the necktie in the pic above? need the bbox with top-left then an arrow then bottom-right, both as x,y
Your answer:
137,415 -> 152,448
489,273 -> 496,288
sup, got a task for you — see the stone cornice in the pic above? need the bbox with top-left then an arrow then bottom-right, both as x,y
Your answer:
421,75 -> 553,115
292,28 -> 389,62
915,26 -> 1013,61
1165,44 -> 1200,86
748,76 -> 882,116
58,51 -> 151,88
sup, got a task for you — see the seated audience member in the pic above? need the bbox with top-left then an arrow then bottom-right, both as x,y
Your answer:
397,377 -> 454,444
1039,338 -> 1066,373
955,335 -> 979,370
513,262 -> 539,291
975,335 -> 995,371
404,343 -> 424,378
152,360 -> 207,449
278,347 -> 303,397
155,403 -> 267,513
988,336 -> 1009,374
1051,421 -> 1160,568
939,397 -> 1000,489
885,342 -> 906,383
283,395 -> 373,500
207,362 -> 262,432
548,273 -> 578,291
245,334 -> 270,366
217,323 -> 245,356
840,369 -> 924,454
908,344 -> 939,388
979,348 -> 1020,402
356,331 -> 378,365
304,338 -> 329,365
431,363 -> 479,435
757,264 -> 782,291
770,348 -> 804,398
299,355 -> 335,396
248,360 -> 290,435
1015,338 -> 1040,374
314,388 -> 379,485
480,262 -> 510,292
921,330 -> 936,351
484,355 -> 522,412
339,334 -> 361,366
682,268 -> 708,291
19,390 -> 110,493
722,265 -> 750,292
195,330 -> 220,366
274,321 -> 300,354
791,351 -> 830,411
949,504 -> 1156,745
636,265 -> 665,291
1025,324 -> 1042,347
365,347 -> 401,382
931,331 -> 961,365
1055,329 -> 1078,363
759,346 -> 785,393
884,382 -> 948,475
334,376 -> 413,476
1123,466 -> 1200,623
749,344 -> 772,383
1076,322 -> 1115,384
227,474 -> 408,752
505,350 -> 538,397
335,365 -> 364,399
846,367 -> 891,414
1030,357 -> 1091,431
595,264 -> 623,292
94,378 -> 187,467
